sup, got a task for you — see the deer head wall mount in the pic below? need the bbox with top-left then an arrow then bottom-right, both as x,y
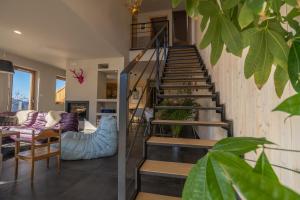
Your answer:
70,68 -> 84,84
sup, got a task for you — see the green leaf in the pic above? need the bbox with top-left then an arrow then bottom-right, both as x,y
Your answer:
266,29 -> 289,69
212,151 -> 300,200
286,8 -> 300,19
206,157 -> 236,200
274,65 -> 289,98
222,0 -> 239,10
242,27 -> 259,47
186,0 -> 199,17
182,155 -> 211,200
254,151 -> 279,182
172,0 -> 183,8
273,93 -> 300,116
288,40 -> 300,92
217,155 -> 300,200
220,16 -> 244,56
270,0 -> 283,14
238,3 -> 254,29
268,20 -> 288,37
198,1 -> 220,17
285,0 -> 298,6
244,30 -> 264,79
201,15 -> 209,31
254,32 -> 273,89
200,17 -> 218,49
213,137 -> 273,155
247,0 -> 266,14
210,31 -> 224,65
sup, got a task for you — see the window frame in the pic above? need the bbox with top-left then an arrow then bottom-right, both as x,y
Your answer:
11,66 -> 36,111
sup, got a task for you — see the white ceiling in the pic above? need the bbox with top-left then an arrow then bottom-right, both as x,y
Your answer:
0,0 -> 128,69
0,0 -> 184,69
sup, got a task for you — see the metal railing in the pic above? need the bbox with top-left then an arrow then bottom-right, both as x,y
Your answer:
131,20 -> 169,49
118,23 -> 168,200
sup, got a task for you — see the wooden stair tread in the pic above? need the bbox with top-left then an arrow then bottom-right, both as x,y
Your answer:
164,68 -> 202,71
162,77 -> 207,81
140,160 -> 193,178
154,105 -> 222,111
136,192 -> 180,200
164,71 -> 205,75
147,136 -> 217,148
160,85 -> 211,89
159,94 -> 214,99
152,119 -> 227,127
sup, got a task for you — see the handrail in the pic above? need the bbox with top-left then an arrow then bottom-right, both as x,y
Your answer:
118,22 -> 169,200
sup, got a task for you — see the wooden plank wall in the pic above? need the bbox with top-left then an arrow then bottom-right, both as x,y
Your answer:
193,11 -> 300,192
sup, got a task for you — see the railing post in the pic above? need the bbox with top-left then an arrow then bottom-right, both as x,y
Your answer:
164,29 -> 167,63
118,72 -> 129,200
155,38 -> 160,105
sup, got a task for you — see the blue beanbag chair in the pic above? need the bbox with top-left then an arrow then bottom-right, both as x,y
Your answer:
60,116 -> 117,160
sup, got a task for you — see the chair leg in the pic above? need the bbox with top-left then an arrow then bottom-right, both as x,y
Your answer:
15,157 -> 19,180
46,158 -> 50,169
56,155 -> 61,174
31,161 -> 35,182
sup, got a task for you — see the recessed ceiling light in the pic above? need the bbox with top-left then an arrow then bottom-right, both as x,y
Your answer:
13,30 -> 22,35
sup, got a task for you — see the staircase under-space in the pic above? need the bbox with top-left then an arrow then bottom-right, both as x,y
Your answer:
118,23 -> 233,200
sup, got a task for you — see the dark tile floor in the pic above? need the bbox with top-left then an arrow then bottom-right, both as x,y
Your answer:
0,156 -> 118,200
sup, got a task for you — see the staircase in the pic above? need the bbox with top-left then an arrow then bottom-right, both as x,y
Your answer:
134,46 -> 233,199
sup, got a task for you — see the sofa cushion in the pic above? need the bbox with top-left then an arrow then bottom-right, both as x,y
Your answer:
16,110 -> 35,124
45,111 -> 65,128
54,113 -> 78,132
31,113 -> 47,129
22,111 -> 38,127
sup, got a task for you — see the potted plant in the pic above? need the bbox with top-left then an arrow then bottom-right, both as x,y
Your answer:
157,98 -> 198,137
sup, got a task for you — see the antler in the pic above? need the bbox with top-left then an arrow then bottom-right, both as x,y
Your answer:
70,69 -> 79,78
70,68 -> 84,84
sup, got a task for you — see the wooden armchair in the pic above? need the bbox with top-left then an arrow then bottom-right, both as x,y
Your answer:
15,129 -> 61,182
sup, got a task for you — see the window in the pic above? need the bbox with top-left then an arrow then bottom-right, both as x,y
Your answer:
55,76 -> 66,104
11,67 -> 35,112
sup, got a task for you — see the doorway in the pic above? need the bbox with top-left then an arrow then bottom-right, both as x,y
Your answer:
11,67 -> 35,111
150,16 -> 168,47
173,10 -> 188,45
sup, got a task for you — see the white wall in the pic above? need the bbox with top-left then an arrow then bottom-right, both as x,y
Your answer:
0,52 -> 66,112
66,57 -> 125,125
194,16 -> 300,192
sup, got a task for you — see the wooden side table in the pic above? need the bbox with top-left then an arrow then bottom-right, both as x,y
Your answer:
0,130 -> 20,177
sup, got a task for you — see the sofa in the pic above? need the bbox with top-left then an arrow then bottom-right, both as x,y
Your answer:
0,110 -> 78,142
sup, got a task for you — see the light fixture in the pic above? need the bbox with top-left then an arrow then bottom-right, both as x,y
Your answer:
0,59 -> 14,74
127,0 -> 142,15
13,30 -> 22,35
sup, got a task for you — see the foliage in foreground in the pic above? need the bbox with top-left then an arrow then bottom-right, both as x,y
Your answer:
172,0 -> 300,117
182,137 -> 300,200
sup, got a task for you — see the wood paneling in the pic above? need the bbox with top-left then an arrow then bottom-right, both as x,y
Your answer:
194,10 -> 300,192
